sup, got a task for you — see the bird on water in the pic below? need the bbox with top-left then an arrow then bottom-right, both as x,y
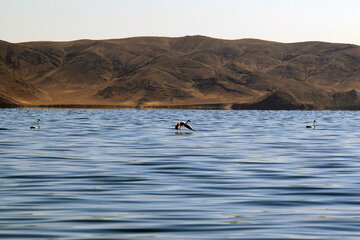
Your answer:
175,120 -> 195,133
306,120 -> 316,129
30,119 -> 40,129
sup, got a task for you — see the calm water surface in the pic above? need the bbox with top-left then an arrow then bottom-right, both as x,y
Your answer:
1,109 -> 360,239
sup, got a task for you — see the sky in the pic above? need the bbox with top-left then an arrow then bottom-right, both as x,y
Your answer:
0,0 -> 359,45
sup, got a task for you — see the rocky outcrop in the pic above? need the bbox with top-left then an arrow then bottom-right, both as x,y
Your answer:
231,91 -> 313,110
0,94 -> 20,108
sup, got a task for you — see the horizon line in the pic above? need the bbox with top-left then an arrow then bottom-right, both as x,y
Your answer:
2,35 -> 359,46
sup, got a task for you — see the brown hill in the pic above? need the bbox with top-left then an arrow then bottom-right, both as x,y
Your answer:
0,36 -> 360,109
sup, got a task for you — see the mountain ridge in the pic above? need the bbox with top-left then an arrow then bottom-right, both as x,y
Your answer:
0,36 -> 359,109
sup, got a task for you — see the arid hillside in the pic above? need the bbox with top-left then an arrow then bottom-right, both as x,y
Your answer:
0,36 -> 360,109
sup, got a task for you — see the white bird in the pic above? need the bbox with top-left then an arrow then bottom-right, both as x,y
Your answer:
306,120 -> 316,129
30,118 -> 40,129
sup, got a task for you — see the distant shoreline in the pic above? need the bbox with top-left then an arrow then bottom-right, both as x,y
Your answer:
5,103 -> 230,110
3,104 -> 360,111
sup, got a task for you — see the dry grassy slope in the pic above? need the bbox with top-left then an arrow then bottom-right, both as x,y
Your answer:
0,40 -> 46,105
0,36 -> 359,109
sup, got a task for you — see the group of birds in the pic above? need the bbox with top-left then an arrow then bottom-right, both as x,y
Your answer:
29,118 -> 317,131
29,118 -> 194,132
174,119 -> 317,132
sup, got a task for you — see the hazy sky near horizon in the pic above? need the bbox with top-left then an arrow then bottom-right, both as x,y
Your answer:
1,0 -> 359,44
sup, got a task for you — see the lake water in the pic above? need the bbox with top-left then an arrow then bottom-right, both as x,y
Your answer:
1,109 -> 360,239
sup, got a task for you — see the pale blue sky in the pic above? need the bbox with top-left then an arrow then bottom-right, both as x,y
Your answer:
1,0 -> 359,44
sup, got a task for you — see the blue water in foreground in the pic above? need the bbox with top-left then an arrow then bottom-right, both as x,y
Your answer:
1,109 -> 360,239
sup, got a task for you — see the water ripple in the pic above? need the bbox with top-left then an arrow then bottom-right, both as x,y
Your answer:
1,109 -> 360,239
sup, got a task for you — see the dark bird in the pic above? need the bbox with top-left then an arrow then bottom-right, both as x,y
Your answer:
306,120 -> 316,129
175,120 -> 195,133
30,118 -> 40,129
